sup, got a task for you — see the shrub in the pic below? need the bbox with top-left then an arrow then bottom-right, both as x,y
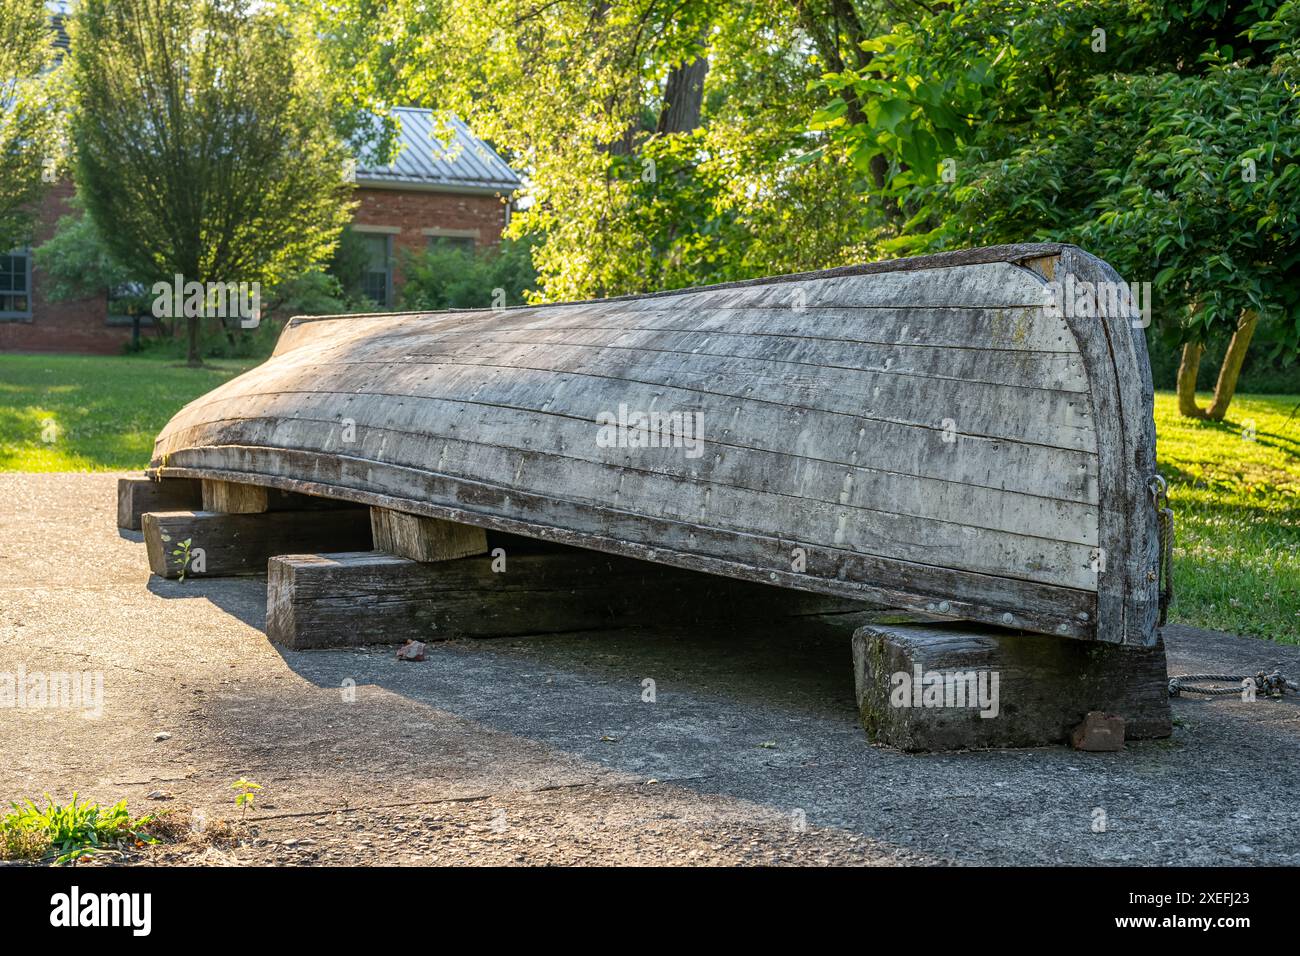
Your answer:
399,236 -> 538,311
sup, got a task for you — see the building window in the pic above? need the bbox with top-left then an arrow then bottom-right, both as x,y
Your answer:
0,250 -> 33,320
428,235 -> 475,256
106,281 -> 155,327
360,233 -> 392,307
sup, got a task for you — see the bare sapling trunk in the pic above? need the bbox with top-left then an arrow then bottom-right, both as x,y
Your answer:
1175,310 -> 1259,420
1205,310 -> 1259,421
1176,341 -> 1206,419
186,315 -> 202,367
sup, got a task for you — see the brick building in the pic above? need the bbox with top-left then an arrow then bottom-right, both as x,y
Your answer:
0,107 -> 521,355
347,110 -> 521,310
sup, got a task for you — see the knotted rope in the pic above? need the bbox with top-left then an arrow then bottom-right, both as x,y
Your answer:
1168,671 -> 1298,698
1149,475 -> 1174,627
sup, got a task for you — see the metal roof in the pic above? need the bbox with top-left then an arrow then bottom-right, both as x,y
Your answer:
354,108 -> 521,194
51,14 -> 69,52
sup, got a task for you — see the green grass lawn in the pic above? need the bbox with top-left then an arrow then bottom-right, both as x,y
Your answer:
0,352 -> 1296,641
0,353 -> 256,471
1154,392 -> 1299,643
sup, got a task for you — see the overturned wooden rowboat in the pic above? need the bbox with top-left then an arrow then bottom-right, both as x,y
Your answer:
149,243 -> 1163,648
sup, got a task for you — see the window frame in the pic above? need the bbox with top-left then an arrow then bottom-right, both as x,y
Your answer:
106,280 -> 156,327
358,232 -> 394,308
0,248 -> 34,322
426,234 -> 476,256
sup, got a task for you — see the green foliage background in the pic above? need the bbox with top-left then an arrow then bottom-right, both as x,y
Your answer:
68,0 -> 354,292
308,0 -> 1299,385
399,238 -> 538,311
0,0 -> 60,252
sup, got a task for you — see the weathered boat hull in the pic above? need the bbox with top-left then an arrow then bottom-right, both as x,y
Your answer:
150,243 -> 1160,645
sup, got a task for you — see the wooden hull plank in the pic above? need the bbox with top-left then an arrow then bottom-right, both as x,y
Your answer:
160,375 -> 1101,503
180,346 -> 1098,451
156,444 -> 1099,638
451,304 -> 1079,354
342,325 -> 1090,393
157,414 -> 1101,588
171,408 -> 1099,542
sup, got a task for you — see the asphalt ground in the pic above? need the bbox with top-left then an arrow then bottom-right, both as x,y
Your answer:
2,472 -> 1297,865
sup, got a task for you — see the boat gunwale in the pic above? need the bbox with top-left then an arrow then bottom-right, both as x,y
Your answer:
153,443 -> 1099,641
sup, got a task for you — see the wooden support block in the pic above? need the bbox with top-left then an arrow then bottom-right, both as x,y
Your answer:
201,479 -> 270,514
117,476 -> 203,530
142,508 -> 372,579
267,548 -> 877,650
199,479 -> 355,514
369,507 -> 488,562
851,622 -> 1172,752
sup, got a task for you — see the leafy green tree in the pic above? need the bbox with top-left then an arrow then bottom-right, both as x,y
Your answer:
0,0 -> 60,252
306,0 -> 1300,419
38,202 -> 356,346
34,202 -> 157,325
311,0 -> 918,299
813,0 -> 1300,418
68,0 -> 354,365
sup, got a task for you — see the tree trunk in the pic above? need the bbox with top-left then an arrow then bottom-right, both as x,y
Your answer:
1175,310 -> 1260,421
1176,341 -> 1206,419
652,44 -> 710,251
606,125 -> 638,156
1205,310 -> 1259,421
794,0 -> 893,195
186,315 -> 201,367
655,54 -> 709,136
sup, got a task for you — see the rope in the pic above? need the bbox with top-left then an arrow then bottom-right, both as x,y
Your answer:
1168,671 -> 1299,698
1157,506 -> 1174,626
1149,475 -> 1174,626
1146,476 -> 1298,704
